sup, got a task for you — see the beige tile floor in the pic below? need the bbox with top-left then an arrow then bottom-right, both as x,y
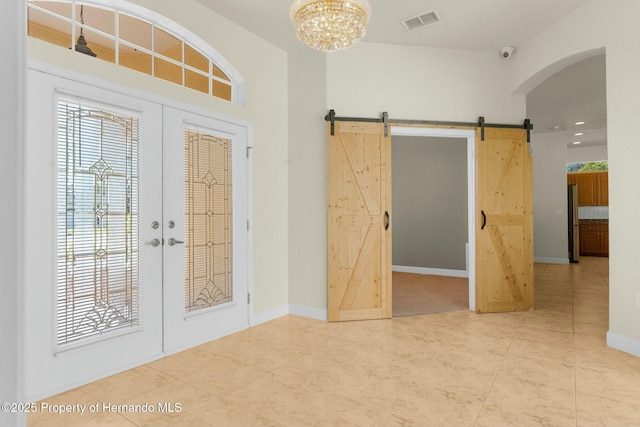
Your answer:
29,257 -> 640,427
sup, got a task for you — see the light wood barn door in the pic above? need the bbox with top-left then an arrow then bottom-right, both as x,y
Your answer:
476,127 -> 533,313
327,121 -> 392,321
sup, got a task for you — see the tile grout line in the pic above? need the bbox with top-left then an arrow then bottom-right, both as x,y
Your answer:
72,387 -> 142,427
366,358 -> 435,427
143,351 -> 276,412
470,327 -> 518,427
367,320 -> 466,427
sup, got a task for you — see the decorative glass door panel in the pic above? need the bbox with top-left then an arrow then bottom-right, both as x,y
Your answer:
163,107 -> 249,355
56,101 -> 140,347
184,130 -> 233,313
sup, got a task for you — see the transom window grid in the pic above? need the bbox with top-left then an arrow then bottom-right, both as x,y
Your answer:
56,99 -> 140,347
27,1 -> 234,102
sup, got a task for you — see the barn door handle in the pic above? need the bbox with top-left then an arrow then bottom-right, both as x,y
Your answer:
384,211 -> 390,230
481,210 -> 487,230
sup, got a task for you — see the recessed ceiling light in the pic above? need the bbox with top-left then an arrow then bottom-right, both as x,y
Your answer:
552,125 -> 560,129
575,121 -> 585,125
573,141 -> 582,145
574,132 -> 584,136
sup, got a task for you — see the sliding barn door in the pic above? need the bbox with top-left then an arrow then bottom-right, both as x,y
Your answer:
327,121 -> 391,321
476,127 -> 533,313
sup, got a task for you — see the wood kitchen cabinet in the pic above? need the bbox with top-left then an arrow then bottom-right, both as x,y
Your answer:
601,227 -> 609,255
579,223 -> 609,256
567,171 -> 608,206
598,173 -> 608,205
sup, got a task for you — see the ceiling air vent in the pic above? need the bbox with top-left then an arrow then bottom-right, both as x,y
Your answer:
401,10 -> 441,32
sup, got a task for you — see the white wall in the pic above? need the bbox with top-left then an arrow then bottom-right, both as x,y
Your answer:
0,2 -> 23,426
327,42 -> 525,122
567,145 -> 608,163
26,0 -> 290,320
531,132 -> 569,263
513,0 -> 640,355
287,47 -> 328,320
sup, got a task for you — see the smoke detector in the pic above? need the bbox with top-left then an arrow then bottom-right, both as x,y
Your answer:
401,10 -> 441,32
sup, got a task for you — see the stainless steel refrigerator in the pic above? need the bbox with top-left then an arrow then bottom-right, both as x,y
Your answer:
568,184 -> 580,263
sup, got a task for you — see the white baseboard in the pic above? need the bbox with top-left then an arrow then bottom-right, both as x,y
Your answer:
251,305 -> 289,327
534,257 -> 570,264
289,304 -> 328,321
252,304 -> 328,326
607,331 -> 640,358
392,265 -> 468,278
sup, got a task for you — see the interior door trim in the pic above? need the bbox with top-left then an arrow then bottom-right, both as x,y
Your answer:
390,126 -> 477,311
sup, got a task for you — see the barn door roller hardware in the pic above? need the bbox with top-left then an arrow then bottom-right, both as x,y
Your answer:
524,118 -> 532,143
325,110 -> 532,140
326,109 -> 336,135
478,117 -> 534,141
382,111 -> 389,137
325,110 -> 389,136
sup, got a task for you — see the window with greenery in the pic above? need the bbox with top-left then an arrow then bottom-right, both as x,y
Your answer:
567,161 -> 608,172
27,0 -> 236,102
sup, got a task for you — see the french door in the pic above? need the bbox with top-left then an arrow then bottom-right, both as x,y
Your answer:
162,107 -> 249,354
23,69 -> 249,401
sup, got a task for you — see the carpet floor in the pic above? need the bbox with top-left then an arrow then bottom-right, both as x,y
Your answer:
392,272 -> 469,317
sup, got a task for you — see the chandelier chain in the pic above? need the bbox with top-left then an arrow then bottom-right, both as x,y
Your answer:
79,4 -> 85,35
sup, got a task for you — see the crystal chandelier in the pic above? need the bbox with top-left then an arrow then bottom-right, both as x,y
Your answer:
290,0 -> 372,52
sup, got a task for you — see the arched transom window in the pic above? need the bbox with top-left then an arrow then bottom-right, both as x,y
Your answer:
27,0 -> 243,103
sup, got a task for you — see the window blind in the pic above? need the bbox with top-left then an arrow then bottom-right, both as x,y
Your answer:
56,100 -> 139,346
184,130 -> 233,312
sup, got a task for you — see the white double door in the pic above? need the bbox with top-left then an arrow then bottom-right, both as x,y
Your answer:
23,69 -> 249,401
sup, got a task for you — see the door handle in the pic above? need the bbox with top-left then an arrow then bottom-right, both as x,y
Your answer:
384,211 -> 390,231
147,238 -> 161,247
481,210 -> 487,230
168,238 -> 184,246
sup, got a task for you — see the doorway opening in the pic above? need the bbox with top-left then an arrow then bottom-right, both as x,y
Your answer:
390,127 -> 476,315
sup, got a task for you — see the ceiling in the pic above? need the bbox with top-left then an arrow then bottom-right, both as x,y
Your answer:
526,54 -> 607,148
196,0 -> 606,148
